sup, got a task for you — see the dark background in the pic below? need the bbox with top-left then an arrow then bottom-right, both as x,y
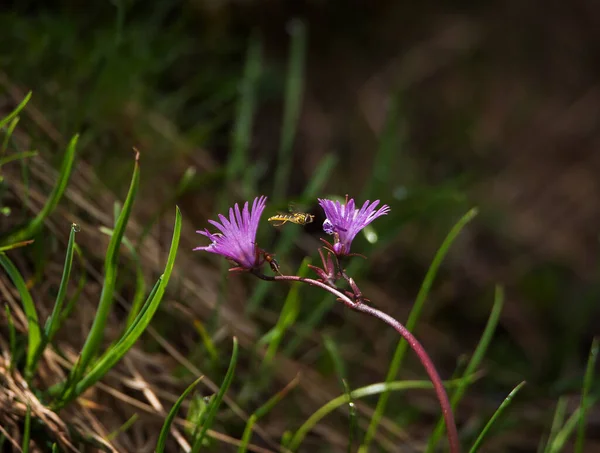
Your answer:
2,1 -> 600,451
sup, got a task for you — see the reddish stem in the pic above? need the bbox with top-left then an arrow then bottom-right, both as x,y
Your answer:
253,271 -> 460,453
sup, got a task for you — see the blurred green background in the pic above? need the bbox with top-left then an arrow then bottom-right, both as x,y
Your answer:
2,0 -> 600,451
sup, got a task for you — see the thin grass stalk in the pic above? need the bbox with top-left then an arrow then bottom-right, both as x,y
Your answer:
425,285 -> 504,452
468,381 -> 526,453
574,338 -> 598,453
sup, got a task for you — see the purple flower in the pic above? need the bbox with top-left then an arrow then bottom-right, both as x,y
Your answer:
318,197 -> 390,256
194,196 -> 267,270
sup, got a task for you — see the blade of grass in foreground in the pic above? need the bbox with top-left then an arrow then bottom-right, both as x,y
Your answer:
78,152 -> 138,358
359,207 -> 479,452
0,91 -> 32,131
1,116 -> 20,155
237,375 -> 300,453
0,253 -> 42,380
548,394 -> 599,453
65,207 -> 181,405
0,239 -> 34,252
0,151 -> 38,168
191,337 -> 239,453
469,381 -> 526,453
272,19 -> 306,202
574,338 -> 598,453
1,134 -> 78,246
22,404 -> 31,453
426,285 -> 505,452
99,226 -> 146,329
288,375 -> 479,452
58,150 -> 139,401
44,223 -> 78,342
59,243 -> 86,323
543,397 -> 569,453
156,376 -> 204,453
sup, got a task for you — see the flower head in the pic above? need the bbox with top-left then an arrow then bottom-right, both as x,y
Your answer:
318,196 -> 390,256
194,196 -> 267,270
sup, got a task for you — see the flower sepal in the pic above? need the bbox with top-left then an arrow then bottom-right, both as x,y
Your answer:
308,248 -> 338,286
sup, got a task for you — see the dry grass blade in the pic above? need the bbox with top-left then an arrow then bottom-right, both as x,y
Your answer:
0,341 -> 77,452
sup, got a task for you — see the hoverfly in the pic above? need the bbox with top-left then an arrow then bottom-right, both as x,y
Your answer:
268,203 -> 315,227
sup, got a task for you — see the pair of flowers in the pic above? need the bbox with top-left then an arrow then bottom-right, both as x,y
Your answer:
195,196 -> 390,270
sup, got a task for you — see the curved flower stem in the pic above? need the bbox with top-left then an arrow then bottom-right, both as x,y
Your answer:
252,271 -> 460,453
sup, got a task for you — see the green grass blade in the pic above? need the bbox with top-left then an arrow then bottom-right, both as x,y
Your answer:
575,338 -> 598,453
66,207 -> 181,404
99,226 -> 147,329
0,91 -> 31,130
323,335 -> 348,388
113,277 -> 163,346
107,413 -> 139,441
0,239 -> 34,252
284,288 -> 338,356
191,337 -> 239,453
272,19 -> 306,201
44,223 -> 78,342
1,116 -> 20,155
548,395 -> 599,453
0,150 -> 38,168
343,379 -> 358,453
156,376 -> 204,453
360,90 -> 405,200
193,319 -> 219,364
1,134 -> 78,245
70,150 -> 139,382
323,336 -> 357,451
113,201 -> 122,227
469,381 -> 526,453
302,154 -> 338,197
238,376 -> 299,453
426,285 -> 505,452
227,33 -> 262,198
289,375 -> 478,452
0,253 -> 42,380
262,257 -> 310,366
238,415 -> 258,453
247,153 -> 337,314
360,207 -> 478,452
544,396 -> 569,453
137,166 -> 196,248
60,243 -> 86,323
22,404 -> 31,453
